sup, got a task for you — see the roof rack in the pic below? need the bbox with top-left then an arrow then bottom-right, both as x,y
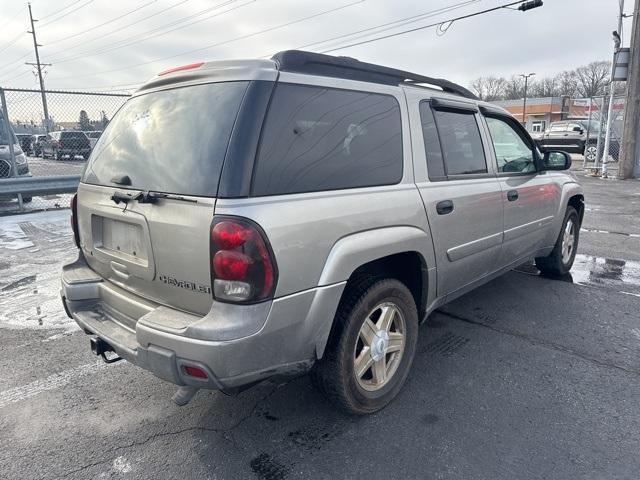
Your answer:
271,50 -> 477,100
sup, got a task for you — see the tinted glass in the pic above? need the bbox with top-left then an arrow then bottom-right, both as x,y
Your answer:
0,116 -> 17,145
418,102 -> 445,180
61,132 -> 87,139
83,81 -> 248,196
433,110 -> 486,175
252,84 -> 403,196
485,117 -> 535,173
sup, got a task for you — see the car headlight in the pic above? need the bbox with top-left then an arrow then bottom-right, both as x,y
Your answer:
15,153 -> 27,165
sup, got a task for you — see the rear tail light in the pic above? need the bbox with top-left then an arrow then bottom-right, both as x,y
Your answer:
210,217 -> 277,303
70,194 -> 80,248
58,141 -> 63,149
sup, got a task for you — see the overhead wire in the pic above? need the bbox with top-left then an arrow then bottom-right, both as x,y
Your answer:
47,0 -> 247,63
47,0 -> 365,82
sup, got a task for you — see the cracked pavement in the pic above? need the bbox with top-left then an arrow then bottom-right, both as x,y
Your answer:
1,172 -> 639,479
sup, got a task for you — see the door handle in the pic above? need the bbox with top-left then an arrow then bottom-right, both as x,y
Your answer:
507,190 -> 519,202
436,200 -> 454,215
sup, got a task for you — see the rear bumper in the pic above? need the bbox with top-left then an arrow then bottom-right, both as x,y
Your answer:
61,254 -> 345,390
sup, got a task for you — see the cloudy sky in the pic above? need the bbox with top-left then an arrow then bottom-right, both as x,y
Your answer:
0,0 -> 633,92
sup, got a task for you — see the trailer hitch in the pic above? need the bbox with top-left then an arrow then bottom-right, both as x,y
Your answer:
90,337 -> 123,364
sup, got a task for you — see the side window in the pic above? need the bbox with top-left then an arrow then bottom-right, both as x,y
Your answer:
549,123 -> 566,132
418,101 -> 445,180
252,83 -> 403,196
433,109 -> 487,175
485,116 -> 536,173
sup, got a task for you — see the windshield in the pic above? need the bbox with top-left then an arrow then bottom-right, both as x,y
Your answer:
83,81 -> 248,196
579,120 -> 601,133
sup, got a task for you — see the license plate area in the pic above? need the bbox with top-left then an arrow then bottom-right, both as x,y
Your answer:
91,214 -> 151,270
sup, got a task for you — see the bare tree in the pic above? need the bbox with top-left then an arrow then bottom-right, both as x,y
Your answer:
503,75 -> 526,100
529,76 -> 560,97
470,76 -> 506,101
575,61 -> 611,97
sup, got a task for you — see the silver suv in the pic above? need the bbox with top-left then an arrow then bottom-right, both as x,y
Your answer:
61,51 -> 584,414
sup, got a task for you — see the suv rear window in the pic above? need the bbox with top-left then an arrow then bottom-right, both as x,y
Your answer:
61,132 -> 88,139
83,81 -> 248,196
252,83 -> 403,196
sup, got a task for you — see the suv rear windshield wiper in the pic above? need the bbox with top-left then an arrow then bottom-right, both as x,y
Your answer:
135,191 -> 198,204
110,190 -> 197,205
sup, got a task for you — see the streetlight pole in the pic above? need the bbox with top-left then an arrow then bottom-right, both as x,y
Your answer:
602,0 -> 625,178
520,72 -> 536,128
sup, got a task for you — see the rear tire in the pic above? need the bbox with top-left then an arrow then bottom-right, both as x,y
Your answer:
22,196 -> 32,203
535,206 -> 580,276
584,143 -> 598,163
311,277 -> 418,415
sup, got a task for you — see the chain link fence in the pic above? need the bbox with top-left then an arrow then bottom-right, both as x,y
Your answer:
576,95 -> 626,176
0,88 -> 129,215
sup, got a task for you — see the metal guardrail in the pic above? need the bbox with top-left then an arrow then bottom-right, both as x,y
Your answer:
0,86 -> 130,214
0,175 -> 80,196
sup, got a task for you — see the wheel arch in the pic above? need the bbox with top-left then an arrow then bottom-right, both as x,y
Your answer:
314,226 -> 434,359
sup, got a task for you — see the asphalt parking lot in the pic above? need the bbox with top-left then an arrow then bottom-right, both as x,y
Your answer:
0,171 -> 639,480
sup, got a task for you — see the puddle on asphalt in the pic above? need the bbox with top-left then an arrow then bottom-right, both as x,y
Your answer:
515,254 -> 640,292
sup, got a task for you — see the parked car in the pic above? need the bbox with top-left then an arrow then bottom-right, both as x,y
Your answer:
0,115 -> 32,202
535,120 -> 619,162
42,131 -> 92,160
61,51 -> 584,414
83,130 -> 103,148
31,134 -> 47,156
15,133 -> 33,155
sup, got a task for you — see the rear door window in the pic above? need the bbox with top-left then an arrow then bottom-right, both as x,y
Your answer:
433,109 -> 487,175
83,81 -> 249,196
252,83 -> 403,196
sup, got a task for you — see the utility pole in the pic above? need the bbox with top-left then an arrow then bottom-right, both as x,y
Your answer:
27,2 -> 50,133
619,0 -> 639,178
602,0 -> 625,178
520,72 -> 535,128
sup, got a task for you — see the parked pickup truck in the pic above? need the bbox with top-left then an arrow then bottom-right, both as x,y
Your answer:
535,120 -> 619,162
61,51 -> 584,414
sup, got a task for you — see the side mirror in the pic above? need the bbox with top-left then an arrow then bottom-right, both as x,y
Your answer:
572,126 -> 584,134
542,150 -> 571,171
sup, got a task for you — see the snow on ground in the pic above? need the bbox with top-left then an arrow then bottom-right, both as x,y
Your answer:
0,209 -> 79,333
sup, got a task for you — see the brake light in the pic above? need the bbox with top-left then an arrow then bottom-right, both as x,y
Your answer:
210,217 -> 277,303
158,62 -> 204,76
70,194 -> 80,248
58,141 -> 63,149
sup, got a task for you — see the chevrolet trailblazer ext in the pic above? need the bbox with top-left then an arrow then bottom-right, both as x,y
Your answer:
61,51 -> 583,414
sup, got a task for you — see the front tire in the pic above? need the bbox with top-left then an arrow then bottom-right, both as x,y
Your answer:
311,277 -> 418,415
535,206 -> 580,276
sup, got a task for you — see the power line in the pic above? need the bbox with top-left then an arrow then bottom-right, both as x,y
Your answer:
0,5 -> 27,31
44,0 -> 191,58
0,30 -> 27,55
44,0 -> 159,46
48,0 -> 365,82
48,0 -> 249,64
292,0 -> 483,52
317,0 -> 533,53
38,0 -> 83,21
39,0 -> 94,28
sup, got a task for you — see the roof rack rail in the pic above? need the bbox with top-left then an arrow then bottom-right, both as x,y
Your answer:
271,50 -> 477,100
